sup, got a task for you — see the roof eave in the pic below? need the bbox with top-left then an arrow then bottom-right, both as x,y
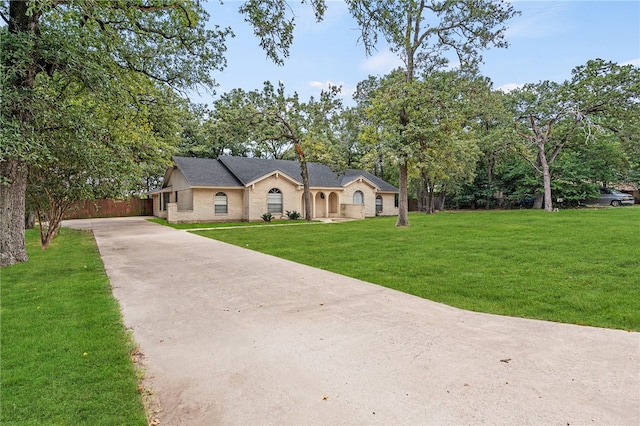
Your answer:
189,185 -> 244,190
342,176 -> 379,190
246,170 -> 302,187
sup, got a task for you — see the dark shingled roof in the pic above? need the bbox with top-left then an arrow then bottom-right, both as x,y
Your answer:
173,156 -> 242,187
339,169 -> 399,192
218,156 -> 306,185
170,156 -> 398,192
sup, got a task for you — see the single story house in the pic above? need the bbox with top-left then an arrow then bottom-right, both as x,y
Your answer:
150,156 -> 399,223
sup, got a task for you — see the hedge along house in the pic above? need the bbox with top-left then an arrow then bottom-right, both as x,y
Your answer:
150,156 -> 399,223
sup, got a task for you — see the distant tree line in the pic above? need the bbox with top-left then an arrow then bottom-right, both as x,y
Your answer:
177,59 -> 639,214
2,0 -> 638,266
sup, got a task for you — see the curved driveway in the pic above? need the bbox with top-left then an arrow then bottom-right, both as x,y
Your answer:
64,217 -> 639,425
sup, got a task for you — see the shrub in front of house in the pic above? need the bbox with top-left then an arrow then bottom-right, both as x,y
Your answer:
261,212 -> 273,222
286,210 -> 301,220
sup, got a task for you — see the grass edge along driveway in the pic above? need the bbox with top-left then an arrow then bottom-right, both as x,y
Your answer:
1,228 -> 147,425
194,209 -> 640,332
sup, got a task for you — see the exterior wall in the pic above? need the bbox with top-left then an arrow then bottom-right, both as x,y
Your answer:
153,195 -> 166,218
154,165 -> 399,223
245,174 -> 302,221
167,202 -> 178,223
177,189 -> 193,211
152,193 -> 169,219
377,192 -> 399,216
169,169 -> 191,191
343,180 -> 378,217
313,191 -> 327,218
167,188 -> 244,223
341,203 -> 365,219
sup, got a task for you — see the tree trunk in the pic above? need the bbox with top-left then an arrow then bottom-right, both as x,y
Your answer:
1,159 -> 29,267
396,161 -> 409,226
294,143 -> 313,221
25,211 -> 36,229
301,163 -> 312,220
34,197 -> 68,250
532,193 -> 544,209
426,186 -> 435,214
486,155 -> 496,209
538,145 -> 553,212
439,192 -> 446,211
395,60 -> 415,227
2,1 -> 39,266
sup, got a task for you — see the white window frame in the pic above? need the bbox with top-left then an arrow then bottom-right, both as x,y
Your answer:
376,195 -> 383,213
267,188 -> 283,214
215,192 -> 228,214
353,190 -> 364,205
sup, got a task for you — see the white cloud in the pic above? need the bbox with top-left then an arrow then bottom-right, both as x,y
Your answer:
308,80 -> 328,89
360,50 -> 404,74
620,58 -> 640,67
308,80 -> 351,93
307,80 -> 356,104
496,83 -> 524,93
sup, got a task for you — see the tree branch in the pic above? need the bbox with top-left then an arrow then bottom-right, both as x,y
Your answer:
549,134 -> 569,163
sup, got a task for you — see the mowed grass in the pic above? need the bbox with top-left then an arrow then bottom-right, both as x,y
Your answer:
194,208 -> 640,331
148,217 -> 318,229
1,228 -> 146,425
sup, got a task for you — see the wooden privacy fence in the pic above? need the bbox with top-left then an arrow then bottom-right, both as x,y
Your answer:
63,198 -> 153,219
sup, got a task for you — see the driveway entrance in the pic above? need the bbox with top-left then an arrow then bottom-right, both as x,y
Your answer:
64,217 -> 639,425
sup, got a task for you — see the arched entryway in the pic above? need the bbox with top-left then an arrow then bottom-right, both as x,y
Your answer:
328,192 -> 338,217
315,192 -> 327,218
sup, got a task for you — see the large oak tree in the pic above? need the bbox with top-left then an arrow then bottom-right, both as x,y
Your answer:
346,0 -> 518,225
511,59 -> 640,211
0,0 -> 325,266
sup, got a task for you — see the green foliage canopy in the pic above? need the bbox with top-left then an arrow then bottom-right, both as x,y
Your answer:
0,0 -> 327,265
345,0 -> 519,225
511,59 -> 640,211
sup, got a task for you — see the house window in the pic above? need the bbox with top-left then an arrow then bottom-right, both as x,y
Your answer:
215,192 -> 228,214
394,193 -> 399,208
353,190 -> 364,204
376,195 -> 383,213
162,192 -> 170,211
267,188 -> 283,213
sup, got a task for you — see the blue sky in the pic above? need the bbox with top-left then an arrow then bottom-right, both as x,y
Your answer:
193,1 -> 640,107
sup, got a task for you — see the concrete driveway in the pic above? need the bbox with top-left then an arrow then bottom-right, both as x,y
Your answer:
64,217 -> 639,425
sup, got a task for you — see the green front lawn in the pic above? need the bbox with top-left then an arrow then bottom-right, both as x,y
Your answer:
1,229 -> 147,425
194,208 -> 640,331
148,217 -> 318,229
